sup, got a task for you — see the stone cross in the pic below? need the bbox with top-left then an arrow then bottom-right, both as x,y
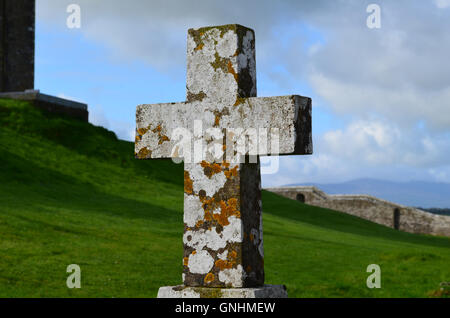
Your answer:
135,24 -> 312,297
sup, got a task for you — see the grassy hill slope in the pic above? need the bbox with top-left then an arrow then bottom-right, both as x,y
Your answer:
0,99 -> 449,297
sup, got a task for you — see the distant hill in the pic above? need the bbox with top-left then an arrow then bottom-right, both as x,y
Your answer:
286,178 -> 450,209
418,208 -> 450,216
0,99 -> 449,298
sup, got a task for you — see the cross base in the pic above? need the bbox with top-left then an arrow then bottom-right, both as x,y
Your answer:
157,285 -> 288,298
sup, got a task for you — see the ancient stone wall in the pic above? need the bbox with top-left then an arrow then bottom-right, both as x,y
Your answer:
0,90 -> 89,122
266,186 -> 450,237
0,0 -> 35,92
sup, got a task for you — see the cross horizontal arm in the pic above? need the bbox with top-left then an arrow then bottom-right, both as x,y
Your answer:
135,95 -> 312,161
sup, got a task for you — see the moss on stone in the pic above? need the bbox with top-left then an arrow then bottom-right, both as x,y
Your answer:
210,52 -> 229,73
187,91 -> 207,102
197,287 -> 224,298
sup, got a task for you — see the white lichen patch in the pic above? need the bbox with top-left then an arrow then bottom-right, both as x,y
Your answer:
184,194 -> 204,227
216,30 -> 238,58
217,250 -> 228,260
212,207 -> 221,215
188,250 -> 214,274
187,163 -> 227,197
184,217 -> 243,251
218,265 -> 245,287
186,28 -> 239,106
184,228 -> 223,251
222,216 -> 243,244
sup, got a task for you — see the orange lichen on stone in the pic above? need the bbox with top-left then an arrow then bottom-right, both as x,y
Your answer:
214,114 -> 221,127
137,127 -> 149,137
183,257 -> 189,266
224,165 -> 238,179
212,164 -> 222,173
215,248 -> 239,270
137,147 -> 152,159
233,96 -> 245,107
215,259 -> 234,270
227,61 -> 238,82
214,198 -> 240,226
141,124 -> 170,145
200,196 -> 216,221
192,250 -> 197,255
204,273 -> 215,284
201,161 -> 223,178
196,220 -> 204,227
158,135 -> 170,145
194,43 -> 204,51
184,171 -> 193,194
152,125 -> 162,133
229,250 -> 238,260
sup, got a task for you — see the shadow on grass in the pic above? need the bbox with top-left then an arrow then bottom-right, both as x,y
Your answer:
0,149 -> 183,224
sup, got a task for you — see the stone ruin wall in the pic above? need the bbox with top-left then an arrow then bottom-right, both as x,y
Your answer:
266,186 -> 450,237
0,0 -> 35,92
0,1 -> 88,122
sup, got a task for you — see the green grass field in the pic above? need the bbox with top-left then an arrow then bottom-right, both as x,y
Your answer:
0,99 -> 449,297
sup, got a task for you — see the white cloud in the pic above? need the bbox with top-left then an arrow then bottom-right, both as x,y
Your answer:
112,123 -> 135,142
310,73 -> 450,130
435,0 -> 450,9
428,166 -> 450,182
57,93 -> 86,104
321,120 -> 450,167
88,104 -> 109,129
89,105 -> 135,141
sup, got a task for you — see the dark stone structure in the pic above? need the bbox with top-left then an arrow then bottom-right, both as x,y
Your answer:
0,0 -> 88,121
0,90 -> 88,121
0,0 -> 35,92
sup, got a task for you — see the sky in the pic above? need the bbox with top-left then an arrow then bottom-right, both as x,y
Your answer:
35,0 -> 450,187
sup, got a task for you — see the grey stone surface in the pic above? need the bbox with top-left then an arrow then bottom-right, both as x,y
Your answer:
135,24 -> 312,292
266,186 -> 450,237
157,284 -> 288,298
0,0 -> 35,92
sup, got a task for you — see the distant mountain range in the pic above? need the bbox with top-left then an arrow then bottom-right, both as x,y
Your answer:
285,178 -> 450,208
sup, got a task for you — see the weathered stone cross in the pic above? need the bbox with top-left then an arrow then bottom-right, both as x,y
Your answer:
135,24 -> 312,297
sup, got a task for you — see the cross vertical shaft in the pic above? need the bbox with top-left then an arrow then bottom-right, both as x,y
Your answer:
182,25 -> 263,287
